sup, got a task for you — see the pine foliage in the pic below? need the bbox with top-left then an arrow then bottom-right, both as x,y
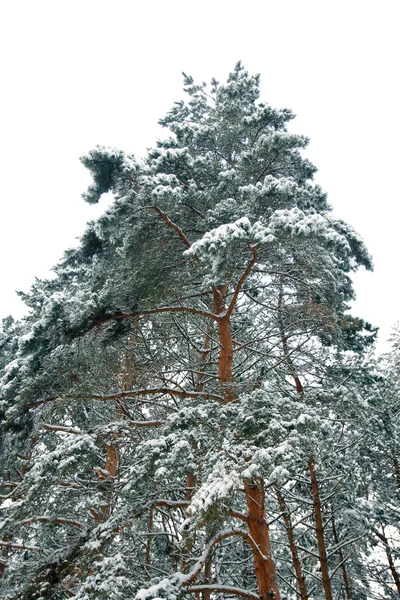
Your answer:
1,64 -> 398,600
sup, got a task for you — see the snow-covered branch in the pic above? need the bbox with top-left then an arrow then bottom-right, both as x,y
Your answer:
28,388 -> 223,409
184,585 -> 259,599
0,541 -> 42,553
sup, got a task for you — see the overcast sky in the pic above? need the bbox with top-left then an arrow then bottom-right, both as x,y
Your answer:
0,1 -> 399,352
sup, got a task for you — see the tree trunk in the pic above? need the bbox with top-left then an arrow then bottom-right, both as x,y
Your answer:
213,284 -> 281,597
203,557 -> 211,600
308,457 -> 333,600
144,504 -> 154,581
331,515 -> 353,600
276,489 -> 308,600
375,528 -> 400,596
197,316 -> 214,392
213,286 -> 235,403
277,286 -> 303,395
391,448 -> 400,493
0,535 -> 11,578
104,443 -> 119,479
181,472 -> 198,573
245,478 -> 281,600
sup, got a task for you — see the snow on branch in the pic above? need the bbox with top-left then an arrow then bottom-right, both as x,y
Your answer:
18,516 -> 85,529
184,217 -> 271,280
28,387 -> 223,409
0,541 -> 42,553
90,304 -> 218,332
226,243 -> 259,318
43,424 -> 81,434
184,585 -> 259,599
135,527 -> 264,600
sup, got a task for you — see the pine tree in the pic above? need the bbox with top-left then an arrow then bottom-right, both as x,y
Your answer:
0,63 -> 376,600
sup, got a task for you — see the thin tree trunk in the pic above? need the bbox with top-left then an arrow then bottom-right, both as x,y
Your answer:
0,535 -> 11,578
375,528 -> 400,595
144,505 -> 154,581
391,448 -> 400,492
276,489 -> 308,600
181,472 -> 198,574
277,286 -> 303,395
245,478 -> 281,600
93,330 -> 139,521
331,515 -> 353,600
308,458 -> 333,600
203,558 -> 211,600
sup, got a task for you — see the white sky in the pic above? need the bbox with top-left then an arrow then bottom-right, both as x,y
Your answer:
0,0 -> 399,353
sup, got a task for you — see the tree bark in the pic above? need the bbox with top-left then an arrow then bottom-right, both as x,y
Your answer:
197,315 -> 214,393
144,504 -> 154,581
0,536 -> 11,578
104,444 -> 119,479
244,478 -> 281,600
375,528 -> 400,596
181,472 -> 198,574
276,489 -> 308,600
203,557 -> 211,600
213,286 -> 235,403
331,515 -> 353,600
308,458 -> 333,600
391,448 -> 400,493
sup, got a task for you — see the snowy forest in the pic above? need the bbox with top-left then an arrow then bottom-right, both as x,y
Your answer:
0,64 -> 399,600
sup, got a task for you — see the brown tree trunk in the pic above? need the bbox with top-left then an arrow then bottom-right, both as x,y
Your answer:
331,515 -> 353,600
375,528 -> 400,596
203,558 -> 211,600
245,478 -> 281,600
144,505 -> 154,581
213,286 -> 235,403
185,472 -> 197,503
101,330 -> 139,511
197,316 -> 214,393
308,458 -> 333,600
104,444 -> 119,479
93,335 -> 139,520
213,280 -> 281,596
276,489 -> 308,600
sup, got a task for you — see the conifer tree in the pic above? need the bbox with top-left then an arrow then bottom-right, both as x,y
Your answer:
0,64 -> 377,600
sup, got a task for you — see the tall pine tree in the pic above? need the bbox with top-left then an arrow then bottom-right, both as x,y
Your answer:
0,63 -> 377,600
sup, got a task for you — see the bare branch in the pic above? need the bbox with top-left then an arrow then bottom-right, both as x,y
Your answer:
226,244 -> 259,319
153,205 -> 199,260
